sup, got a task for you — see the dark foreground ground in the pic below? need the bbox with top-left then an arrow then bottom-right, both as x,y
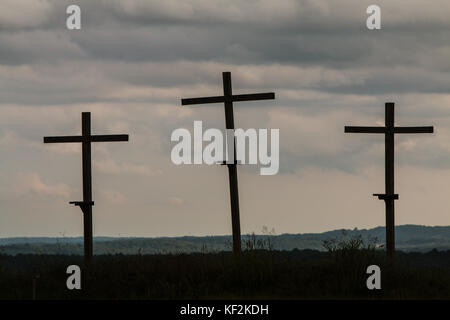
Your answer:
1,247 -> 450,300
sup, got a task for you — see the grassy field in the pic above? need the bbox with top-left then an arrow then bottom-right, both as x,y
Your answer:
1,236 -> 450,300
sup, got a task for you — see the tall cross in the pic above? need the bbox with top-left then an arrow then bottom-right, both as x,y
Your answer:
44,112 -> 129,263
181,71 -> 275,255
345,102 -> 433,258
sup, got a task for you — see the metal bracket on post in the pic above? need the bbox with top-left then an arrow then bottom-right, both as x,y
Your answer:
216,160 -> 242,166
373,194 -> 399,201
69,201 -> 95,215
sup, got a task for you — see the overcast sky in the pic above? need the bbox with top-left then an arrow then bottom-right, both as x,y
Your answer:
0,0 -> 450,238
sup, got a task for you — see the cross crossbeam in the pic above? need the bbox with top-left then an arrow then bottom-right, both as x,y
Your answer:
181,71 -> 275,255
345,102 -> 433,258
181,93 -> 275,105
44,112 -> 129,263
344,126 -> 433,134
44,135 -> 128,143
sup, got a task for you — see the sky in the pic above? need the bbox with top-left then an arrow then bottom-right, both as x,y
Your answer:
0,0 -> 450,237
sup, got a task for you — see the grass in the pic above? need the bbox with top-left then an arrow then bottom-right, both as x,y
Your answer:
0,235 -> 449,299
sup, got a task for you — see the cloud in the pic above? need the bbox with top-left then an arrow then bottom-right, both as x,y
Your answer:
0,0 -> 52,29
168,196 -> 186,205
100,189 -> 126,204
12,172 -> 71,197
0,131 -> 21,147
94,158 -> 163,176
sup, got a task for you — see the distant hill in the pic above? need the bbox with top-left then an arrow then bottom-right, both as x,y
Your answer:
1,225 -> 450,255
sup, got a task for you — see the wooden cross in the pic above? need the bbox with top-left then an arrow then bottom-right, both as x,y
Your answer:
345,102 -> 433,258
44,112 -> 129,263
181,71 -> 275,255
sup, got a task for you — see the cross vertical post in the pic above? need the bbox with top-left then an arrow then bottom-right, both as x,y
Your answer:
82,112 -> 93,261
222,72 -> 241,255
44,112 -> 129,264
345,102 -> 433,258
181,71 -> 275,256
385,103 -> 395,258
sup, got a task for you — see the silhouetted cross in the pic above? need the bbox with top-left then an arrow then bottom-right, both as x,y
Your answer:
44,112 -> 129,263
181,71 -> 275,255
345,102 -> 433,258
